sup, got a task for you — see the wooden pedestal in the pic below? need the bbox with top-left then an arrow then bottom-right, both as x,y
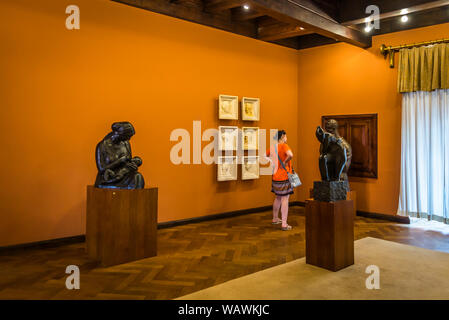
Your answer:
305,199 -> 354,271
309,188 -> 357,217
86,186 -> 158,267
347,190 -> 357,217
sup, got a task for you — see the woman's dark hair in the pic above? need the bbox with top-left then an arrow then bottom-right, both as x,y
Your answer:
276,130 -> 286,141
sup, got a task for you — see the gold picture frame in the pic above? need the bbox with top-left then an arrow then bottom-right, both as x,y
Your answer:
218,126 -> 238,151
242,97 -> 260,121
242,127 -> 259,151
242,156 -> 260,180
219,94 -> 239,120
217,156 -> 238,181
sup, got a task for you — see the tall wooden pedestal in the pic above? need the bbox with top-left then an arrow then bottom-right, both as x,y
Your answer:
86,186 -> 158,267
305,199 -> 354,271
347,190 -> 357,217
309,188 -> 357,217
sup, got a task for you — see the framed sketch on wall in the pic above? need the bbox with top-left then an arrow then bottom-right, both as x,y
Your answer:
242,156 -> 260,180
218,126 -> 238,151
217,156 -> 238,181
242,97 -> 260,121
321,114 -> 378,178
219,95 -> 238,120
242,127 -> 259,150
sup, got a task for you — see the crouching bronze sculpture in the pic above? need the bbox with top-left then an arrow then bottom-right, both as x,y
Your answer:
313,119 -> 350,202
94,122 -> 145,189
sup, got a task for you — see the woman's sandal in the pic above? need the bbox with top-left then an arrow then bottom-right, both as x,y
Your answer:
281,225 -> 292,231
272,219 -> 282,225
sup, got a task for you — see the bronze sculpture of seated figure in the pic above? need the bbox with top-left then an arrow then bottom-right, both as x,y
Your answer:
94,122 -> 145,189
316,124 -> 347,181
313,120 -> 349,202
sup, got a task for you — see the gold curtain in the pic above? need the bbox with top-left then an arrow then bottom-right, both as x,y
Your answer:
398,43 -> 449,93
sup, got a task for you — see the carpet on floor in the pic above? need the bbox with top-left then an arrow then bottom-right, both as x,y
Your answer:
177,237 -> 449,300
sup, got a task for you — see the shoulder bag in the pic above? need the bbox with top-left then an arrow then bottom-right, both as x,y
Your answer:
275,144 -> 302,188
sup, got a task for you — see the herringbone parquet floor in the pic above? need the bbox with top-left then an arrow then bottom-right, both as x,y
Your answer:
0,207 -> 448,299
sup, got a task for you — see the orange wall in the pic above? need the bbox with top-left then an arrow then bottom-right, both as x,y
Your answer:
3,0 -> 448,247
297,22 -> 449,215
0,0 -> 299,246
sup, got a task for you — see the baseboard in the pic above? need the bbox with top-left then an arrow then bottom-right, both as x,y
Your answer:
1,204 -> 409,252
356,210 -> 410,224
158,202 -> 302,229
1,202 -> 305,252
5,203 -> 408,251
0,235 -> 86,253
157,205 -> 272,229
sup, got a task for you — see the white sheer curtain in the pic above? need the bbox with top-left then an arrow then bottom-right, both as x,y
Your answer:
398,89 -> 449,223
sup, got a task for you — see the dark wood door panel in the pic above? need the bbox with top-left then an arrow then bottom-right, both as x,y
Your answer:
350,123 -> 370,167
322,114 -> 378,178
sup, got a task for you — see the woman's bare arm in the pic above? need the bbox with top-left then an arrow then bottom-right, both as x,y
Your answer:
284,150 -> 293,163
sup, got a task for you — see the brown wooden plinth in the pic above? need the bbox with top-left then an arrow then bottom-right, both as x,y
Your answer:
86,186 -> 158,267
310,187 -> 357,217
347,190 -> 357,217
305,199 -> 354,271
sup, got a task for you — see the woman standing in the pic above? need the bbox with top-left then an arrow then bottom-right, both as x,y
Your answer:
266,130 -> 294,231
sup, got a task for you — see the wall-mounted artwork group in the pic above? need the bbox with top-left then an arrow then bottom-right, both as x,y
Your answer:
219,95 -> 260,121
218,126 -> 260,151
217,156 -> 260,181
217,94 -> 261,181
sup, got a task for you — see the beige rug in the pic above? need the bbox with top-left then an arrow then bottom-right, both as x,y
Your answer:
177,237 -> 449,300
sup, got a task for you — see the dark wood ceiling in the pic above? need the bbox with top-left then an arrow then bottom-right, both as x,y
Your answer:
341,0 -> 449,37
112,0 -> 449,49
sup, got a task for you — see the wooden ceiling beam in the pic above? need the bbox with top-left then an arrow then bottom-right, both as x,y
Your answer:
348,4 -> 449,37
204,0 -> 246,13
284,0 -> 338,23
257,15 -> 284,27
113,0 -> 258,38
258,23 -> 312,41
247,0 -> 372,48
342,0 -> 449,26
233,8 -> 266,21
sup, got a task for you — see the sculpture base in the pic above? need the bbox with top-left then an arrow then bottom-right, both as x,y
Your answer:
86,186 -> 158,267
305,199 -> 354,271
313,181 -> 347,202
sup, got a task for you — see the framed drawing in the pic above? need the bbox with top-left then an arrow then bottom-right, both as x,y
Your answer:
218,126 -> 238,151
217,156 -> 238,181
242,97 -> 260,121
321,114 -> 378,178
219,95 -> 238,120
242,156 -> 260,180
242,127 -> 259,151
